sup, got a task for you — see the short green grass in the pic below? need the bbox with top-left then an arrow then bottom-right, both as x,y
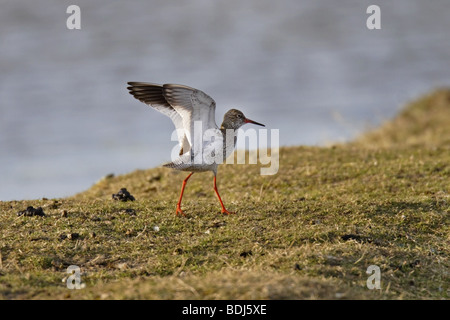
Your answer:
0,89 -> 449,299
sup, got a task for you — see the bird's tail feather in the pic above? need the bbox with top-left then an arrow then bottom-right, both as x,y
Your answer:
162,153 -> 192,171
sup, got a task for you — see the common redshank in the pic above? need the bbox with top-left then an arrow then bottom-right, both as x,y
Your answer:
127,82 -> 265,216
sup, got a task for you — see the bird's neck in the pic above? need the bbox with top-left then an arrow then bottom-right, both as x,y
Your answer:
220,121 -> 233,131
220,126 -> 238,139
220,127 -> 238,159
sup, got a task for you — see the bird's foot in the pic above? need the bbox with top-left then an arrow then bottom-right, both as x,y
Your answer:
221,208 -> 235,215
176,205 -> 187,217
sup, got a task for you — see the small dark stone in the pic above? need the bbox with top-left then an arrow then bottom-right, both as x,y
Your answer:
409,260 -> 420,268
341,234 -> 362,242
123,208 -> 137,216
112,188 -> 135,202
239,250 -> 252,258
67,233 -> 80,240
173,248 -> 184,255
17,206 -> 45,217
60,233 -> 80,241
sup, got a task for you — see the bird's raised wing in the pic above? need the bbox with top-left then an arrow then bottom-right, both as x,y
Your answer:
127,82 -> 189,155
127,82 -> 218,160
161,84 -> 218,152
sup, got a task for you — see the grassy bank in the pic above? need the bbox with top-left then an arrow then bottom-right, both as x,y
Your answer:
0,89 -> 449,299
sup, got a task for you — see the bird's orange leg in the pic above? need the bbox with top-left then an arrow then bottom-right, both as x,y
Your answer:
213,175 -> 235,215
176,172 -> 194,216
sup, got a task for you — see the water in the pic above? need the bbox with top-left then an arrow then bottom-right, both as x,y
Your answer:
1,0 -> 449,200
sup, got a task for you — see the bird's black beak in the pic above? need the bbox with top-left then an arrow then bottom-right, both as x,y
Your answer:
244,118 -> 265,127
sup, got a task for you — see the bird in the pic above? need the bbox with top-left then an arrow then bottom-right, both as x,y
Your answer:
127,82 -> 265,216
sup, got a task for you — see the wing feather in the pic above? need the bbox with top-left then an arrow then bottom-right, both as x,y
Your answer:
127,82 -> 189,155
162,84 -> 217,155
127,82 -> 219,164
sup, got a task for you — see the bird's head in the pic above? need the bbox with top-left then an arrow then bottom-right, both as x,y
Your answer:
221,109 -> 265,130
